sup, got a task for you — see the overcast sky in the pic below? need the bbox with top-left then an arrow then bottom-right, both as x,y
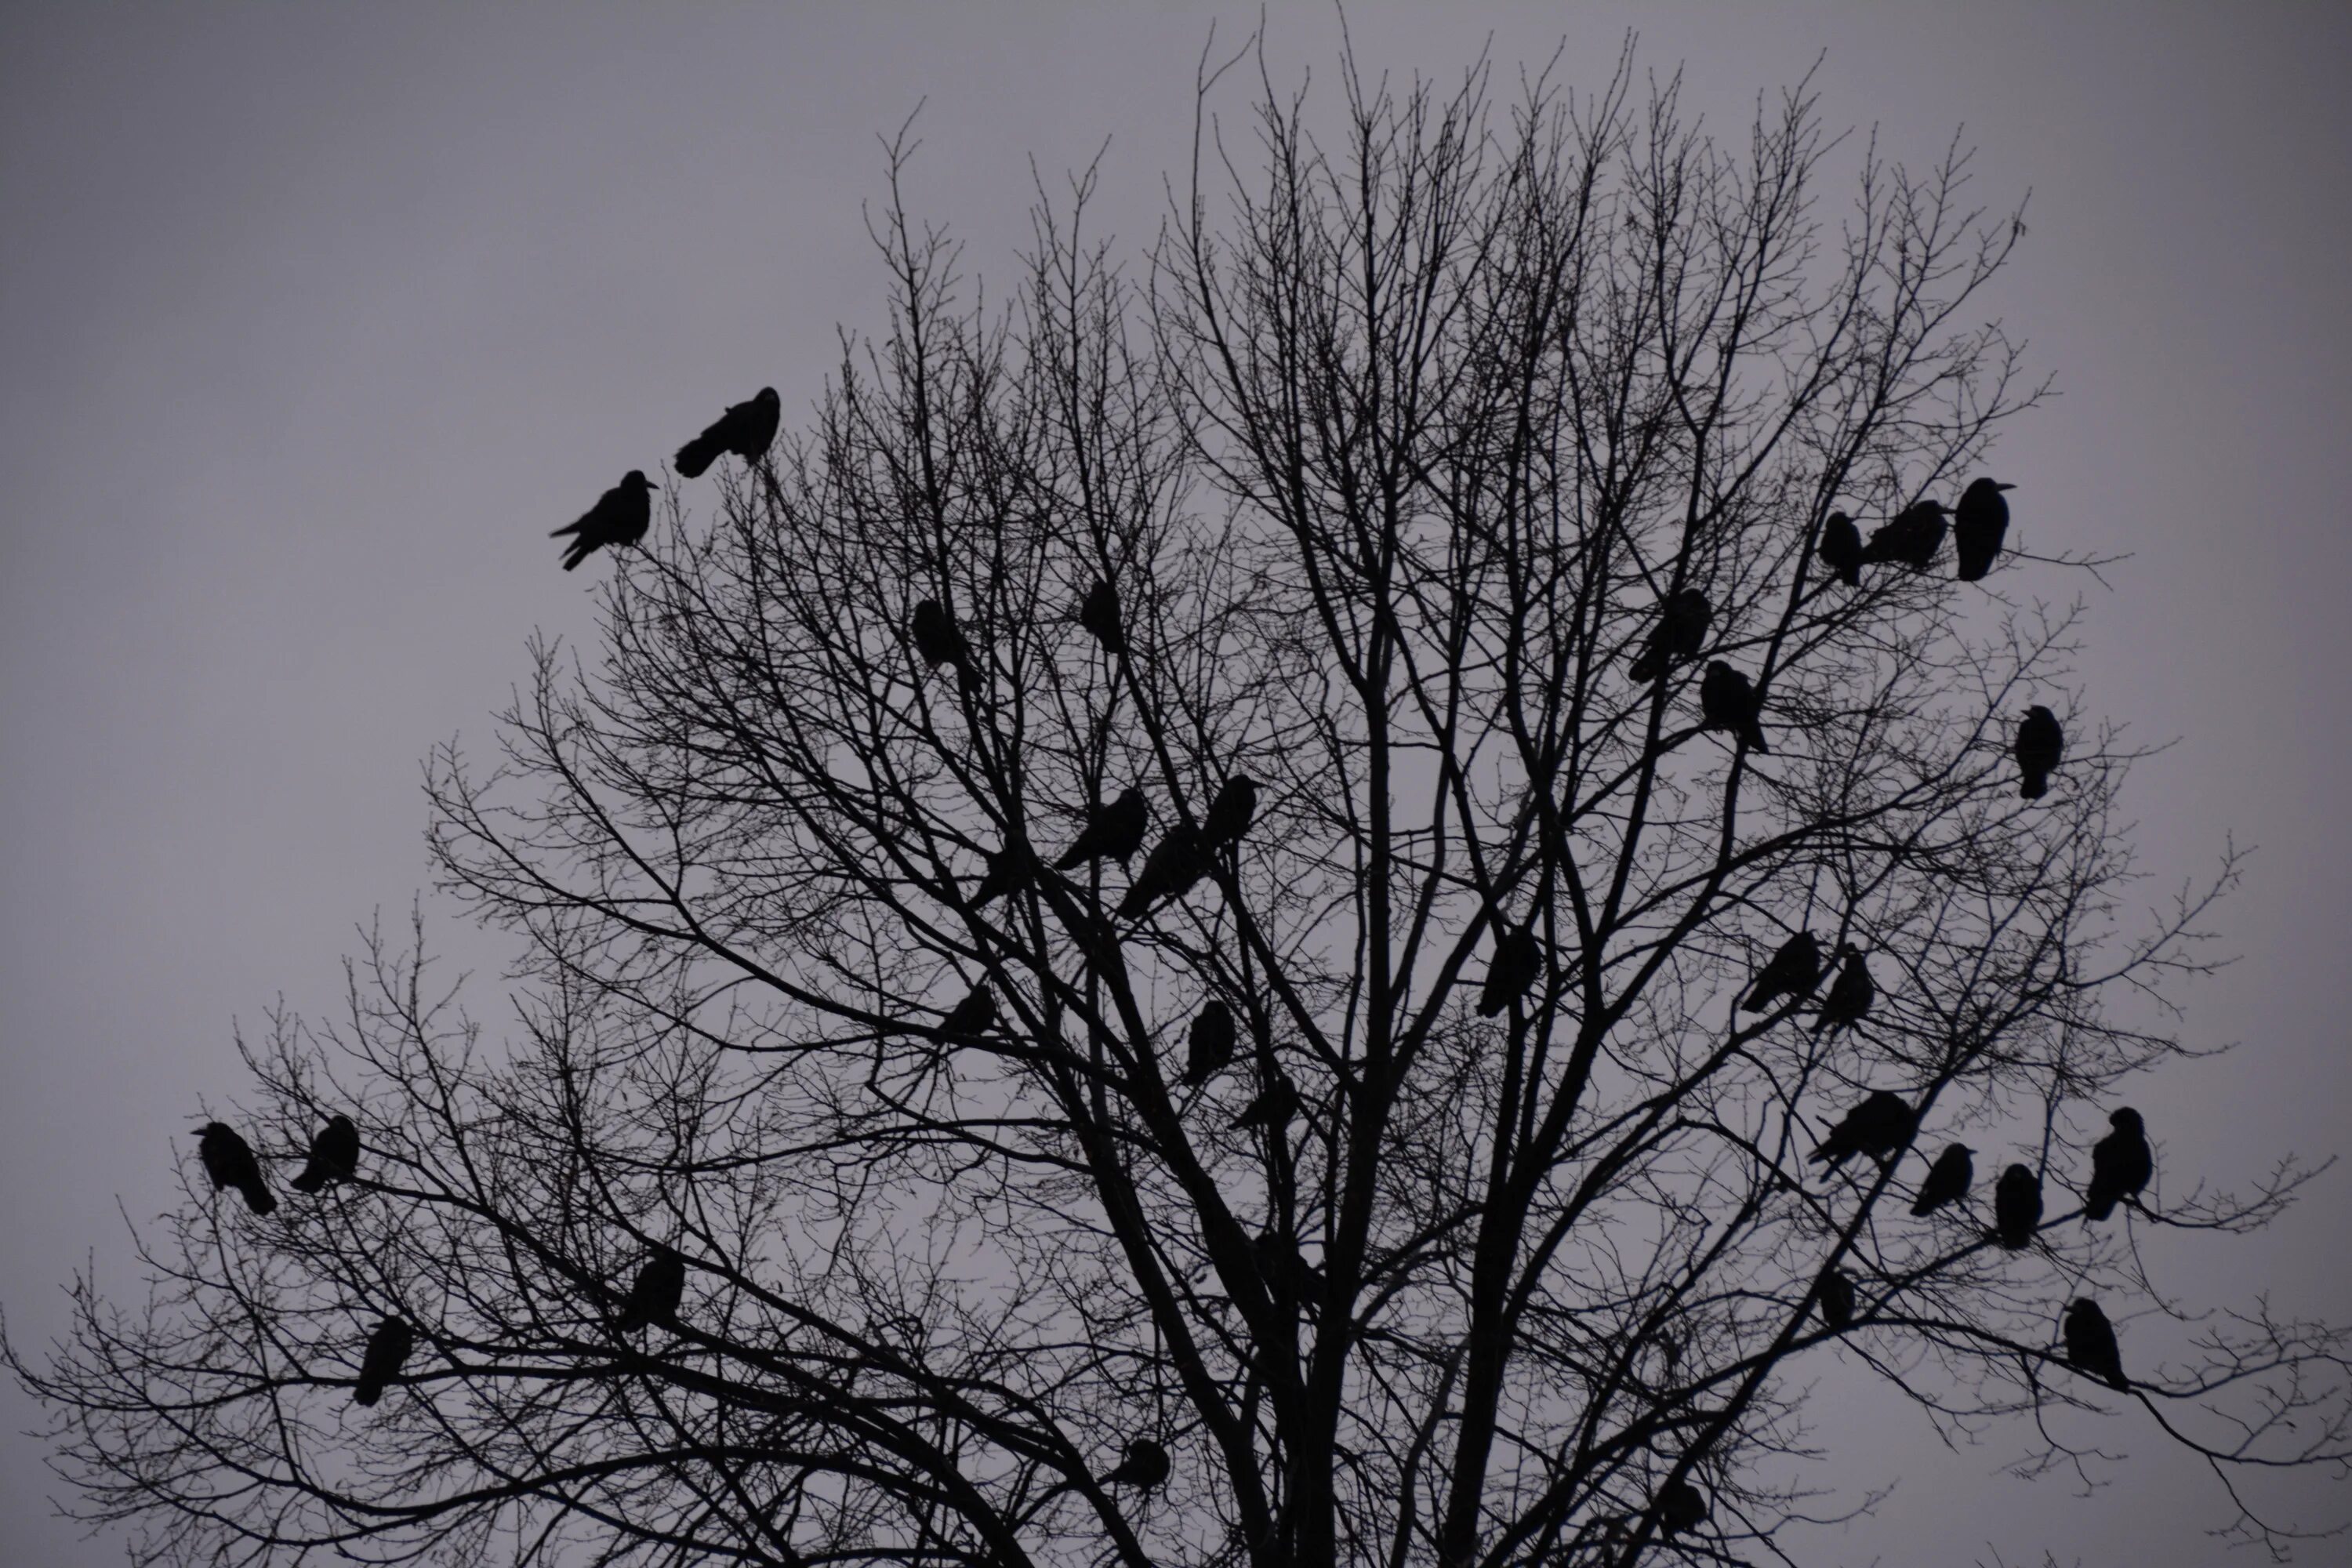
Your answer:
3,4 -> 2347,1563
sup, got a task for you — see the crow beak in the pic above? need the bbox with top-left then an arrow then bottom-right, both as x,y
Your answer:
1996,483 -> 2016,492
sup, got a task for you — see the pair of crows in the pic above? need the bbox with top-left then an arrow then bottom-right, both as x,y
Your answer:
550,386 -> 782,569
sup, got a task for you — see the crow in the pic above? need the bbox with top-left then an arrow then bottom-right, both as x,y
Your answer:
1658,1479 -> 1708,1538
1119,821 -> 1210,918
1811,945 -> 1875,1036
1185,1001 -> 1237,1087
1200,775 -> 1260,852
1253,1231 -> 1323,1302
909,599 -> 977,689
1741,931 -> 1824,1014
938,985 -> 997,1042
1232,1073 -> 1298,1131
1058,787 -> 1149,871
1911,1143 -> 1975,1216
969,840 -> 1037,908
551,470 -> 655,571
196,1122 -> 277,1215
1817,1266 -> 1856,1330
1628,589 -> 1712,684
1858,499 -> 1948,572
1698,660 -> 1769,753
2083,1107 -> 2152,1221
614,1245 -> 687,1334
353,1316 -> 414,1407
1951,477 -> 2016,581
289,1114 -> 359,1194
2063,1298 -> 2129,1392
2015,706 -> 2063,800
673,386 -> 780,478
1809,1090 -> 1915,1173
1817,510 -> 1864,587
1477,924 -> 1543,1018
1099,1438 -> 1171,1490
1994,1162 -> 2044,1250
1079,579 -> 1126,657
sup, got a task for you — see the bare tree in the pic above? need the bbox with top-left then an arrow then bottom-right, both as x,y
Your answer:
13,46 -> 2346,1568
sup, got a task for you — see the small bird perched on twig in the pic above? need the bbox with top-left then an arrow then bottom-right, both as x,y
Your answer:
1911,1143 -> 1974,1216
2063,1298 -> 2129,1391
1817,510 -> 1864,586
353,1316 -> 415,1406
197,1121 -> 277,1215
1951,477 -> 2015,581
1079,579 -> 1126,658
1477,924 -> 1543,1018
1858,499 -> 1948,572
289,1114 -> 359,1194
1741,931 -> 1822,1014
673,387 -> 780,478
614,1245 -> 687,1334
1993,1163 -> 2044,1249
1811,945 -> 1874,1036
2014,705 -> 2063,800
1058,788 -> 1149,872
2082,1107 -> 2152,1221
551,470 -> 655,572
1628,589 -> 1711,684
1698,660 -> 1769,753
1809,1090 -> 1914,1173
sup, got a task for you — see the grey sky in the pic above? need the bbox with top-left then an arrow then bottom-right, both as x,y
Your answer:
3,3 -> 2346,1563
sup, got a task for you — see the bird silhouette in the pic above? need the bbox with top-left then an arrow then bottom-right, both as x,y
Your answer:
970,840 -> 1037,908
1079,579 -> 1126,657
1232,1073 -> 1298,1131
1698,660 -> 1769,753
1817,1266 -> 1856,1330
1099,1437 -> 1171,1490
1058,788 -> 1149,871
614,1245 -> 687,1333
1817,510 -> 1864,587
1911,1143 -> 1975,1216
938,985 -> 997,1042
909,599 -> 977,689
673,387 -> 780,478
1185,1001 -> 1237,1086
1858,499 -> 1948,572
1200,775 -> 1260,852
1253,1231 -> 1323,1303
551,470 -> 656,572
1811,945 -> 1875,1036
289,1114 -> 358,1194
2083,1107 -> 2152,1221
352,1316 -> 414,1406
1994,1163 -> 2044,1250
1477,924 -> 1543,1018
196,1122 -> 276,1215
1809,1090 -> 1915,1173
1951,478 -> 2015,581
2063,1298 -> 2129,1391
1628,589 -> 1712,684
1658,1479 -> 1708,1538
2014,706 -> 2063,800
1119,821 -> 1209,918
1741,931 -> 1824,1014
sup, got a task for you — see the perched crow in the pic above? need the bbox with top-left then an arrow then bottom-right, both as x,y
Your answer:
1951,477 -> 2015,581
2083,1107 -> 2152,1221
1099,1437 -> 1171,1490
614,1245 -> 687,1334
197,1122 -> 277,1216
2015,706 -> 2063,800
1858,499 -> 1948,572
1253,1231 -> 1323,1302
1200,775 -> 1260,852
909,599 -> 976,688
1817,1266 -> 1856,1330
1994,1162 -> 2044,1250
1698,660 -> 1769,753
1477,924 -> 1543,1018
1741,931 -> 1824,1014
1079,579 -> 1126,657
1658,1479 -> 1709,1539
1809,1090 -> 1915,1172
1232,1073 -> 1298,1131
1119,821 -> 1210,918
1911,1143 -> 1975,1216
970,840 -> 1037,908
1811,945 -> 1875,1036
673,386 -> 780,478
1058,787 -> 1149,871
1628,589 -> 1712,684
289,1114 -> 359,1195
352,1316 -> 414,1407
1184,1001 -> 1237,1087
2063,1298 -> 2129,1392
1817,510 -> 1864,587
551,470 -> 656,572
938,985 -> 997,1042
